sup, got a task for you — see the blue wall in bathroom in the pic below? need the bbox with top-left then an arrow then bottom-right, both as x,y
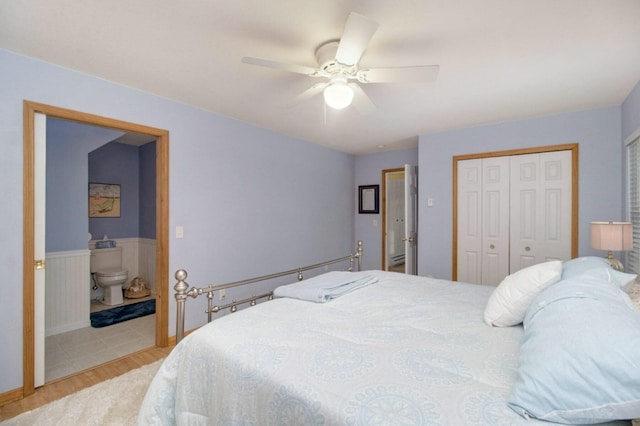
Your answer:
46,120 -> 156,251
46,119 -> 124,252
89,142 -> 141,240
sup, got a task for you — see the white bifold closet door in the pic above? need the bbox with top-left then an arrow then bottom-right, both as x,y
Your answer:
509,151 -> 572,271
457,157 -> 510,285
457,150 -> 572,286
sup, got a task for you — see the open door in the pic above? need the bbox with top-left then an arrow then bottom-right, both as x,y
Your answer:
33,112 -> 46,387
403,164 -> 418,275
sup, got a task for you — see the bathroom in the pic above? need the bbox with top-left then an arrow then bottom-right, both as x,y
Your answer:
44,118 -> 156,380
88,136 -> 157,309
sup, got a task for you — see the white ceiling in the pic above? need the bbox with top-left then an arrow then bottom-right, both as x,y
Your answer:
2,1 -> 639,154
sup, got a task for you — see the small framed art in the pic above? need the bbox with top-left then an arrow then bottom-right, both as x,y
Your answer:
358,185 -> 379,214
89,183 -> 121,218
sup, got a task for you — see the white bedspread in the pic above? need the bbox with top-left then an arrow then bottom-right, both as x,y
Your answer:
138,271 -> 624,425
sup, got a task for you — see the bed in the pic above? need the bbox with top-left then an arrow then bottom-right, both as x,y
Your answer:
138,245 -> 640,425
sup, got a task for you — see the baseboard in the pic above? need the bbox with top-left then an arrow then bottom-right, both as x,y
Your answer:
0,388 -> 23,406
167,327 -> 198,347
46,319 -> 91,337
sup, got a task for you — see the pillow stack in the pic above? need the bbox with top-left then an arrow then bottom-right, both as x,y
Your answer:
485,257 -> 640,424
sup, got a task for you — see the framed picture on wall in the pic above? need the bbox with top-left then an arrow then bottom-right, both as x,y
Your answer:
358,185 -> 379,214
89,183 -> 121,218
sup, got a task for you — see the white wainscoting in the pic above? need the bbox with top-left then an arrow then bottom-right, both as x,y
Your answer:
45,250 -> 91,336
138,238 -> 157,294
117,238 -> 141,282
46,238 -> 156,336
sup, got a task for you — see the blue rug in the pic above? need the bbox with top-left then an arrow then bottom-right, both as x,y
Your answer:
90,299 -> 155,328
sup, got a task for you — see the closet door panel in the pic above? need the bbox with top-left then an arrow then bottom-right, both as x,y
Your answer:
510,153 -> 541,272
513,188 -> 538,270
510,151 -> 572,272
539,151 -> 572,260
457,159 -> 483,284
482,157 -> 510,285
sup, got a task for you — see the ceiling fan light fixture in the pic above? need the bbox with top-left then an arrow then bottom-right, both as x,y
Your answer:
323,78 -> 354,110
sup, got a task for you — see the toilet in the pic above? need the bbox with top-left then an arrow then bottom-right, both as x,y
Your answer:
90,247 -> 128,305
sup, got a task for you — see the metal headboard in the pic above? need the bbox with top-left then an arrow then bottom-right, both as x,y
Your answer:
173,240 -> 363,344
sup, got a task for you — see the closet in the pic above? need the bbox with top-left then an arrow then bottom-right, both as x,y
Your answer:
454,145 -> 577,285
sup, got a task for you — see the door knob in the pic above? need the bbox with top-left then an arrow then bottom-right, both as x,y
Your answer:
489,244 -> 495,249
34,259 -> 45,270
525,246 -> 531,252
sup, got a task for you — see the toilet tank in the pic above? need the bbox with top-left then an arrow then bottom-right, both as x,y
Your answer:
90,247 -> 123,272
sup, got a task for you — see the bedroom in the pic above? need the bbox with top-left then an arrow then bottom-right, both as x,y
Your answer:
1,0 -> 640,422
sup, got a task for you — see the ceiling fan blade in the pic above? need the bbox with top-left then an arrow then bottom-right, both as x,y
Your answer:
335,13 -> 379,66
284,82 -> 328,109
358,65 -> 440,83
349,83 -> 376,115
242,56 -> 321,77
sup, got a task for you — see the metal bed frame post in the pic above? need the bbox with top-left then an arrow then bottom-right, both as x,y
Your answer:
174,269 -> 189,345
174,240 -> 363,344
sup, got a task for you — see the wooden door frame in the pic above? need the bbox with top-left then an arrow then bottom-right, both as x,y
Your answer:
22,101 -> 169,395
452,143 -> 579,281
381,167 -> 404,270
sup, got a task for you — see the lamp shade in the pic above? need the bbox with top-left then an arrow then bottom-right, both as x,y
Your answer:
590,221 -> 633,251
323,77 -> 354,110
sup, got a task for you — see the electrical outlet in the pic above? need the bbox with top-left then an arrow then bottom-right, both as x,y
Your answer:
219,289 -> 226,300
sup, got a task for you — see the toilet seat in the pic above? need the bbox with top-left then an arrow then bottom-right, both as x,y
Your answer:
95,268 -> 127,277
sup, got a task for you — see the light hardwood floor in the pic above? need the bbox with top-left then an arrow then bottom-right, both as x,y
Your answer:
0,344 -> 173,421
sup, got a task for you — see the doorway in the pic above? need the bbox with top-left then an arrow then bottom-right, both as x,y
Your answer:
22,101 -> 169,395
381,165 -> 418,275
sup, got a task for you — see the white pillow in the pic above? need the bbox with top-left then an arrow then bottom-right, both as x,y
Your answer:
483,260 -> 562,327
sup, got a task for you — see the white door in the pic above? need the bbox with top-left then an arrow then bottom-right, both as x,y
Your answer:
404,164 -> 418,275
457,158 -> 510,285
34,112 -> 46,387
457,159 -> 483,284
481,157 -> 510,285
510,151 -> 572,272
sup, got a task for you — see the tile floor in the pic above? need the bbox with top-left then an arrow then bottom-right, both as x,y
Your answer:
45,297 -> 156,382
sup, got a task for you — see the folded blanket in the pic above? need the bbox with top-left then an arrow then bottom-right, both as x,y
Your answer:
273,271 -> 377,303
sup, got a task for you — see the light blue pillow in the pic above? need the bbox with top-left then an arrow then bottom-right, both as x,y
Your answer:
561,256 -> 613,279
562,257 -> 637,292
610,269 -> 638,293
508,276 -> 640,423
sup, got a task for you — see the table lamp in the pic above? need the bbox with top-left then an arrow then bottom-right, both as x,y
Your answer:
590,221 -> 633,271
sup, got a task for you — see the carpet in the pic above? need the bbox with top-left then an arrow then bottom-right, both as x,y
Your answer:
0,360 -> 162,426
90,299 -> 155,328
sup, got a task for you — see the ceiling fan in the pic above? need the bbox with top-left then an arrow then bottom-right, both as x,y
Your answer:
241,12 -> 439,114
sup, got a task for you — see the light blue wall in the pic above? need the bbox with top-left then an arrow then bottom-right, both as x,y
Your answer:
622,80 -> 640,143
418,106 -> 623,280
0,48 -> 354,393
354,147 -> 418,270
89,142 -> 141,240
46,119 -> 124,251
